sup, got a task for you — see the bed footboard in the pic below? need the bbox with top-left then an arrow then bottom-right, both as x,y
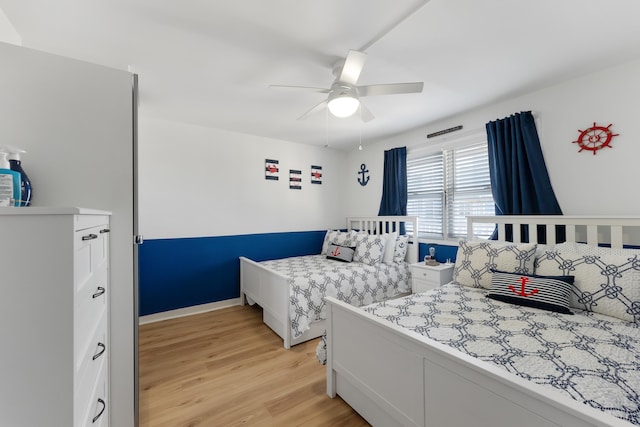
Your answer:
239,256 -> 328,348
325,296 -> 631,427
239,256 -> 292,347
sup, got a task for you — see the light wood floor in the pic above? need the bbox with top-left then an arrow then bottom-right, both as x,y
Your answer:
139,304 -> 370,426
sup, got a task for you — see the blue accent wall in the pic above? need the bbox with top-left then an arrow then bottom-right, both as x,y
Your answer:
138,230 -> 325,316
418,242 -> 458,264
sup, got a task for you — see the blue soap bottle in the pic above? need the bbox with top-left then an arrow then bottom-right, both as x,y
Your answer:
0,150 -> 21,207
7,146 -> 32,206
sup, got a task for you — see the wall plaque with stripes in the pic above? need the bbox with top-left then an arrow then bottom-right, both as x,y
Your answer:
311,165 -> 322,184
289,169 -> 302,190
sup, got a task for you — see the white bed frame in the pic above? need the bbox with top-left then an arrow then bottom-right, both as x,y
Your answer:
326,215 -> 640,427
239,216 -> 419,349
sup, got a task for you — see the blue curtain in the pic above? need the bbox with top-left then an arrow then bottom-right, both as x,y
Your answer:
486,111 -> 563,242
378,146 -> 407,234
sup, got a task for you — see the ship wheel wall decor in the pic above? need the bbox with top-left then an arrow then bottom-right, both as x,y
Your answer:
572,122 -> 619,155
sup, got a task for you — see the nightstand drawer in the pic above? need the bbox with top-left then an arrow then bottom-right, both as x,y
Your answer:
412,278 -> 440,293
410,263 -> 454,293
412,269 -> 440,281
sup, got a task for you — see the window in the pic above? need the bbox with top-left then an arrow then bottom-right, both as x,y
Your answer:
407,141 -> 495,240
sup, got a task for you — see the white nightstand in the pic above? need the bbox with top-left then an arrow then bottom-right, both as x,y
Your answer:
410,262 -> 455,293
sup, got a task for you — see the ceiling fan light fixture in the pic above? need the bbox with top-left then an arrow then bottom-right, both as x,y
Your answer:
327,86 -> 359,118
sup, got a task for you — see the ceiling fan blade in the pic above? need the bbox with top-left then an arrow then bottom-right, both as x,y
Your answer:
358,103 -> 375,122
296,99 -> 327,120
269,84 -> 330,94
357,82 -> 424,97
338,50 -> 367,85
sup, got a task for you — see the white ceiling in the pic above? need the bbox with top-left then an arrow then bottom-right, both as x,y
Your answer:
2,0 -> 640,150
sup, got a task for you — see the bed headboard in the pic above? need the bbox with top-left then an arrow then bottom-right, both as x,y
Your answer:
346,216 -> 419,264
467,215 -> 640,248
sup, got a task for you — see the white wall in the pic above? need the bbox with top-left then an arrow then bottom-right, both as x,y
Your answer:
346,58 -> 640,217
138,117 -> 348,239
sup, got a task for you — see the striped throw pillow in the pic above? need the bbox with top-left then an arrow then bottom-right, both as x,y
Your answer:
488,271 -> 574,314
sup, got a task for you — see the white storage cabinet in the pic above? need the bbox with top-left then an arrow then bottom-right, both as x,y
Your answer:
0,207 -> 111,427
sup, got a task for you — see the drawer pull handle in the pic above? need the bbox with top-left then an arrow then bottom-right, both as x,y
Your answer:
92,398 -> 106,423
82,233 -> 98,241
99,228 -> 110,234
93,342 -> 106,361
92,287 -> 106,299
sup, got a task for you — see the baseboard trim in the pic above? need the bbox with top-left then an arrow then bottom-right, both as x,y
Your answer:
138,298 -> 241,325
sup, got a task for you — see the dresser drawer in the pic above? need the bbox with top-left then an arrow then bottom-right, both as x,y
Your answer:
75,307 -> 108,377
74,224 -> 109,294
79,360 -> 108,427
75,268 -> 107,349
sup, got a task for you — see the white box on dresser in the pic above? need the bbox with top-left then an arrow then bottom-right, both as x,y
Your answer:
0,207 -> 111,427
410,262 -> 454,293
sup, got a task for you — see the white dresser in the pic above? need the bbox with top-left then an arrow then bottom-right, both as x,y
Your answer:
0,207 -> 111,427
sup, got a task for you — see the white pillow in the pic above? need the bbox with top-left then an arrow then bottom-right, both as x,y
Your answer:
352,233 -> 386,266
452,240 -> 537,289
535,244 -> 640,322
382,232 -> 398,265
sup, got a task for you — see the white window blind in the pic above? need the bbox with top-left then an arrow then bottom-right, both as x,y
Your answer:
407,152 -> 444,237
407,141 -> 495,240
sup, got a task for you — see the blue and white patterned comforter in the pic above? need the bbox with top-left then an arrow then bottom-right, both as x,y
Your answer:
260,255 -> 410,338
362,283 -> 640,425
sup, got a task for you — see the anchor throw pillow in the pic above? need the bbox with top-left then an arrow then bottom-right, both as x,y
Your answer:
326,244 -> 356,263
488,271 -> 574,314
321,230 -> 357,255
393,235 -> 410,263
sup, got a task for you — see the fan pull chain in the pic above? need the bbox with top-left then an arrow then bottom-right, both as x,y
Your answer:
325,106 -> 329,147
358,104 -> 363,151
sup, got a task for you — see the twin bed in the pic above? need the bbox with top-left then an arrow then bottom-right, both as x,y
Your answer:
325,215 -> 640,427
239,216 -> 419,348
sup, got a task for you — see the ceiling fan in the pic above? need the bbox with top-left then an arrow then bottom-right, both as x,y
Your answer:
271,49 -> 424,122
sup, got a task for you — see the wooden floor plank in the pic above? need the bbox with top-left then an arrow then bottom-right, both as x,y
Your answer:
139,304 -> 370,426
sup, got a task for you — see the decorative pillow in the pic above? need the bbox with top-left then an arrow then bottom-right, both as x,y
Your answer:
393,235 -> 409,263
352,233 -> 386,266
452,240 -> 537,289
321,230 -> 356,255
326,244 -> 356,263
488,271 -> 574,314
382,232 -> 398,265
535,246 -> 640,322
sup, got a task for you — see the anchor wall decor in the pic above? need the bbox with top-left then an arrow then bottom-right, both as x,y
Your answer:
357,163 -> 370,186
